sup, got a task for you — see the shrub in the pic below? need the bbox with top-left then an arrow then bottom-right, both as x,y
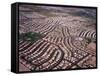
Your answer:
19,32 -> 43,42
